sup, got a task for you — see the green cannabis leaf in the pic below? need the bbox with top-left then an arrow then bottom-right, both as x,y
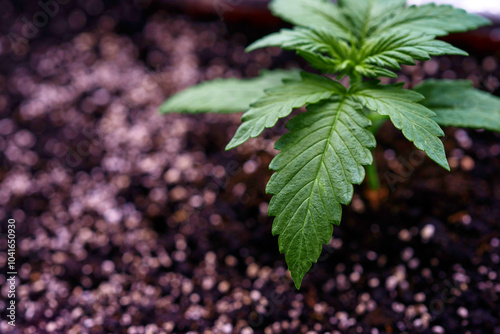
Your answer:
357,31 -> 468,78
415,80 -> 500,132
247,27 -> 351,57
269,0 -> 351,40
226,72 -> 345,150
267,97 -> 375,288
160,0 -> 494,289
374,3 -> 491,37
351,82 -> 450,170
160,70 -> 300,114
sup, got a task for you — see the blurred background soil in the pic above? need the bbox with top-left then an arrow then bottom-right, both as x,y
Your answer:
0,1 -> 499,333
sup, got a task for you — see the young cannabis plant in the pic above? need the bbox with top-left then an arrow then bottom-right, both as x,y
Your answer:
160,0 -> 500,288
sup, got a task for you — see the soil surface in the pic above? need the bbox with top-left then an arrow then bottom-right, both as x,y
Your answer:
0,1 -> 499,334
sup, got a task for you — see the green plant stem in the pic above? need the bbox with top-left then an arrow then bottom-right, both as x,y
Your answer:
368,113 -> 389,133
365,113 -> 389,191
349,73 -> 362,87
347,75 -> 387,191
366,161 -> 380,190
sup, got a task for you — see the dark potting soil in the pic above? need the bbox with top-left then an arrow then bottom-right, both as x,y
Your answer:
0,3 -> 499,334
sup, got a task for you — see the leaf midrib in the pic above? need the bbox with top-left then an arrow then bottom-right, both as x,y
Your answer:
306,5 -> 350,37
276,98 -> 347,254
359,0 -> 374,45
299,98 -> 347,246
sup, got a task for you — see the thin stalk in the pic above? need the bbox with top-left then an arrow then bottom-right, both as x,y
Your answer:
365,113 -> 389,191
367,113 -> 389,133
346,75 -> 386,191
366,162 -> 380,190
349,73 -> 362,87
